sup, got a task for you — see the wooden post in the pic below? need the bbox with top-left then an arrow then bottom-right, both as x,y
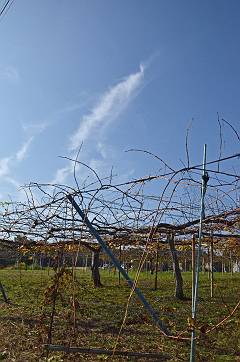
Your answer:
154,241 -> 160,290
192,235 -> 196,303
84,254 -> 88,271
32,253 -> 35,270
168,234 -> 184,299
118,245 -> 122,285
91,249 -> 103,287
39,254 -> 43,270
207,245 -> 210,280
0,281 -> 9,303
15,256 -> 19,269
202,256 -> 205,274
48,257 -> 51,276
228,250 -> 233,276
210,234 -> 214,298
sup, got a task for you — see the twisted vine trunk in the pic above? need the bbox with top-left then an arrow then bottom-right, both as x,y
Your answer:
168,234 -> 184,300
0,281 -> 8,303
91,249 -> 103,287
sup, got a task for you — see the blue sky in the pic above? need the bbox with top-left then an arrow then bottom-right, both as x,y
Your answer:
0,0 -> 239,201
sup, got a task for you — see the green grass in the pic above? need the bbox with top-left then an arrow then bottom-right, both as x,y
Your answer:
0,269 -> 240,361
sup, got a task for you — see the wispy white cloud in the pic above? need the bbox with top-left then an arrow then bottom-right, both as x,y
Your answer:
50,164 -> 73,185
0,134 -> 36,194
4,176 -> 21,189
3,176 -> 29,203
97,142 -> 108,159
0,118 -> 48,199
51,64 -> 145,186
21,121 -> 48,135
16,136 -> 34,161
0,157 -> 12,177
0,65 -> 20,83
69,64 -> 144,151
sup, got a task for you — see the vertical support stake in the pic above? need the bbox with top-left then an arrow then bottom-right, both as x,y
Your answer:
190,144 -> 208,362
192,235 -> 196,307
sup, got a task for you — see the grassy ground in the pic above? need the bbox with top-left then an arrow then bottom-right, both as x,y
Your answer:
0,268 -> 239,361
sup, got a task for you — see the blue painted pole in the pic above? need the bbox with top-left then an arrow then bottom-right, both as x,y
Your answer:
190,144 -> 208,362
67,194 -> 170,336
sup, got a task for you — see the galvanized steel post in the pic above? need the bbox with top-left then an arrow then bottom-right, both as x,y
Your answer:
67,194 -> 170,336
190,144 -> 209,362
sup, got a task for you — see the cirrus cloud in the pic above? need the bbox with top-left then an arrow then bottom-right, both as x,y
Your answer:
69,64 -> 145,151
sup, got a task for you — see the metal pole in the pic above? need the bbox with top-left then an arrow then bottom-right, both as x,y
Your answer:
192,235 -> 196,307
190,144 -> 208,362
67,194 -> 170,336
